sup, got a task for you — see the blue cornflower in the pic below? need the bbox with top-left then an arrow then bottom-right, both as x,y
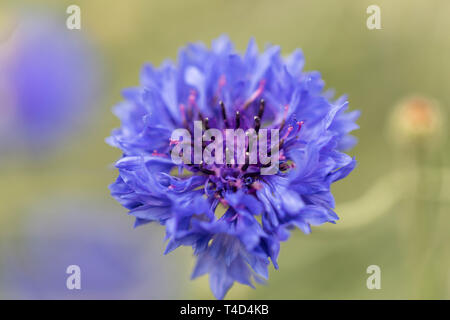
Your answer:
108,36 -> 359,299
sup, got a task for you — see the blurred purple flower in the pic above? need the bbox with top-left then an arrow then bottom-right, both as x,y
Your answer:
0,13 -> 99,152
108,36 -> 359,299
0,200 -> 183,299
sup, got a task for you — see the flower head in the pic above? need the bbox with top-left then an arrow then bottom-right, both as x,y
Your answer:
108,36 -> 359,299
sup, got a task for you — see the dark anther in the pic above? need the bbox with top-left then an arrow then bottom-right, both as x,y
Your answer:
220,101 -> 228,127
258,99 -> 265,119
244,171 -> 260,178
235,111 -> 240,128
200,167 -> 215,175
187,107 -> 193,121
198,111 -> 205,123
244,176 -> 253,185
241,151 -> 250,171
204,117 -> 210,130
279,118 -> 286,132
254,116 -> 261,132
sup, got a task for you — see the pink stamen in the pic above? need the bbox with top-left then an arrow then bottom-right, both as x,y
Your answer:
188,89 -> 197,107
219,75 -> 226,87
282,126 -> 294,140
283,105 -> 289,119
215,75 -> 227,98
244,79 -> 266,108
251,181 -> 263,190
169,138 -> 180,146
213,167 -> 221,177
152,150 -> 167,157
179,103 -> 187,124
295,121 -> 304,135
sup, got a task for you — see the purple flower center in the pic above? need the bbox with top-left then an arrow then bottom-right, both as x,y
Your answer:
167,77 -> 302,205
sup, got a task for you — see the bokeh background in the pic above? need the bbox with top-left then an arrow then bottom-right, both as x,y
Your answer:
0,0 -> 449,299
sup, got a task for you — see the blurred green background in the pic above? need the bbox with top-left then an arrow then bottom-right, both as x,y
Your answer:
0,0 -> 449,299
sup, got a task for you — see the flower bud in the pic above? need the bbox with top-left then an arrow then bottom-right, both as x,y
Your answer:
388,96 -> 445,148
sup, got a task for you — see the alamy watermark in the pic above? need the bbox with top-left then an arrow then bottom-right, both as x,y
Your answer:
66,5 -> 81,30
66,264 -> 81,290
366,265 -> 381,290
366,5 -> 381,30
